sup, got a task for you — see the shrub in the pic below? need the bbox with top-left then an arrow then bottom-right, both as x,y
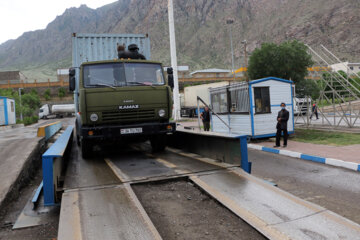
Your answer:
44,89 -> 51,101
58,87 -> 66,99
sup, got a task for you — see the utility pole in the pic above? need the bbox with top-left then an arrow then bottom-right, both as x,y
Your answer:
18,88 -> 23,121
226,19 -> 235,78
168,0 -> 180,121
242,40 -> 248,81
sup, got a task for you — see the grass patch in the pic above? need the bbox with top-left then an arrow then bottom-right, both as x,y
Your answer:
293,128 -> 360,146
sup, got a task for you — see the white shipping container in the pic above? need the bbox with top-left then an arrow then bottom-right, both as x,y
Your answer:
0,97 -> 16,126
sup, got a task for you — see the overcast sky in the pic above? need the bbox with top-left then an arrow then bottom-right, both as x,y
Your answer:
0,0 -> 117,45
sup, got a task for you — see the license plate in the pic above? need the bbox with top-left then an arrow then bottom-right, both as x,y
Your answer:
120,128 -> 143,135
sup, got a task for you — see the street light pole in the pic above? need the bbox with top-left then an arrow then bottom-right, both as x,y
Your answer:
18,88 -> 23,121
226,19 -> 235,77
168,0 -> 180,121
242,40 -> 248,81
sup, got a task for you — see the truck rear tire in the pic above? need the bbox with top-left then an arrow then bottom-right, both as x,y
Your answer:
76,134 -> 80,146
81,140 -> 92,159
150,135 -> 167,152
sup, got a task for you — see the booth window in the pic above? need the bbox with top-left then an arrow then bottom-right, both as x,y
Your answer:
230,88 -> 250,114
254,87 -> 271,114
211,92 -> 228,114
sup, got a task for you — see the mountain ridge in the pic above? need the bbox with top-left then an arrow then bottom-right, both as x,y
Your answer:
0,0 -> 359,80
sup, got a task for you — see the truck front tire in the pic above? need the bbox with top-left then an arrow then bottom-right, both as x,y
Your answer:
150,135 -> 167,152
81,140 -> 92,159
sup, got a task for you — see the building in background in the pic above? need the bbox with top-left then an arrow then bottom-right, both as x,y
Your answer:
330,62 -> 360,75
0,71 -> 27,85
57,69 -> 70,82
190,68 -> 231,78
348,63 -> 360,75
164,65 -> 190,78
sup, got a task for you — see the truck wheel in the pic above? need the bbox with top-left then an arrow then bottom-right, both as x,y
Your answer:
150,135 -> 167,152
81,140 -> 92,159
76,134 -> 80,146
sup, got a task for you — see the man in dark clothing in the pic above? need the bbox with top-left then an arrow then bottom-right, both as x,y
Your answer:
201,107 -> 211,131
310,102 -> 319,120
118,44 -> 146,60
275,102 -> 289,147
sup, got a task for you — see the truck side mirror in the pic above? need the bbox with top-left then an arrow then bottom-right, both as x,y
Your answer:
167,67 -> 174,89
69,68 -> 76,92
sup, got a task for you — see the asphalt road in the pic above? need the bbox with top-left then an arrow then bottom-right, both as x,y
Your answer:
249,149 -> 360,224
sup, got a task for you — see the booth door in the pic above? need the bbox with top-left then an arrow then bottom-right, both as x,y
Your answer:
0,100 -> 5,125
7,99 -> 16,124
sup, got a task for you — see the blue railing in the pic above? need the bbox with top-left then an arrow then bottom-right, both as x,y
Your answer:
42,126 -> 73,206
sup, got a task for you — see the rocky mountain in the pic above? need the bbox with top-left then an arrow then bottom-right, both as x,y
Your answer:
0,0 -> 359,79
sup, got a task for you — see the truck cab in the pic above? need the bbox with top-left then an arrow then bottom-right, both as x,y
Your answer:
39,104 -> 50,119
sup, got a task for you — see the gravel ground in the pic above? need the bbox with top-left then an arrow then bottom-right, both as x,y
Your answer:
133,178 -> 266,240
0,170 -> 59,240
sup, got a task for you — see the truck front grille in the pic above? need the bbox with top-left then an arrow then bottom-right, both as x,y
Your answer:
102,109 -> 155,122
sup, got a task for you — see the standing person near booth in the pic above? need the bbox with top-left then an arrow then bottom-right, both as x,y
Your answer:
201,106 -> 211,131
275,102 -> 289,147
310,102 -> 319,120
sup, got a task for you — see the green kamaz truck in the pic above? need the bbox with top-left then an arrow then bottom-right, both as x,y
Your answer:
69,33 -> 176,158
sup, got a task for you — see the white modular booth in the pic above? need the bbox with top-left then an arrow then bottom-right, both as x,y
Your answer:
209,77 -> 294,138
0,96 -> 16,126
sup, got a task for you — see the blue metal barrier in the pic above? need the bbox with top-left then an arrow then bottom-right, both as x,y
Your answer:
169,130 -> 252,174
45,122 -> 62,140
239,135 -> 251,173
42,126 -> 73,206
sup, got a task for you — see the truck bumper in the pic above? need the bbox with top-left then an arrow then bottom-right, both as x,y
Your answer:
80,122 -> 176,141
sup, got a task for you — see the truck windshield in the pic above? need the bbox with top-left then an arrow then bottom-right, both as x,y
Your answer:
83,63 -> 165,88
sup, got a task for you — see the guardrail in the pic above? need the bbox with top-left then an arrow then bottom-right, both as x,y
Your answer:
37,121 -> 62,140
42,126 -> 73,206
169,129 -> 251,173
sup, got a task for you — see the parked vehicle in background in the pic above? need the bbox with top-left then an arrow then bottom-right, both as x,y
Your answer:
181,82 -> 229,117
39,104 -> 75,119
293,97 -> 311,115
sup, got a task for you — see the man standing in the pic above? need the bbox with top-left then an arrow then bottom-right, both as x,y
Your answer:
201,106 -> 211,131
310,102 -> 319,120
275,102 -> 289,147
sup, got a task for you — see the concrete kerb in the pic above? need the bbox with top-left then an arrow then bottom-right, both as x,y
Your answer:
0,124 -> 24,131
248,144 -> 360,172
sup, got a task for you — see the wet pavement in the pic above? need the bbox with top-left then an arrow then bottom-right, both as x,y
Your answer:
249,149 -> 360,224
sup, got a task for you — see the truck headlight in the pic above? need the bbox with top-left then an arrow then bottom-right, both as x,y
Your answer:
159,109 -> 166,117
90,113 -> 98,122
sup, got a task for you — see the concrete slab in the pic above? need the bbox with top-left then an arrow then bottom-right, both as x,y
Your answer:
63,139 -> 120,189
13,192 -> 59,229
58,185 -> 162,240
191,169 -> 360,240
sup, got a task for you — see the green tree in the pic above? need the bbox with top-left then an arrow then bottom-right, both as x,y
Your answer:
58,87 -> 66,99
248,40 -> 314,96
21,93 -> 41,117
0,88 -> 41,125
30,89 -> 38,96
44,89 -> 51,101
